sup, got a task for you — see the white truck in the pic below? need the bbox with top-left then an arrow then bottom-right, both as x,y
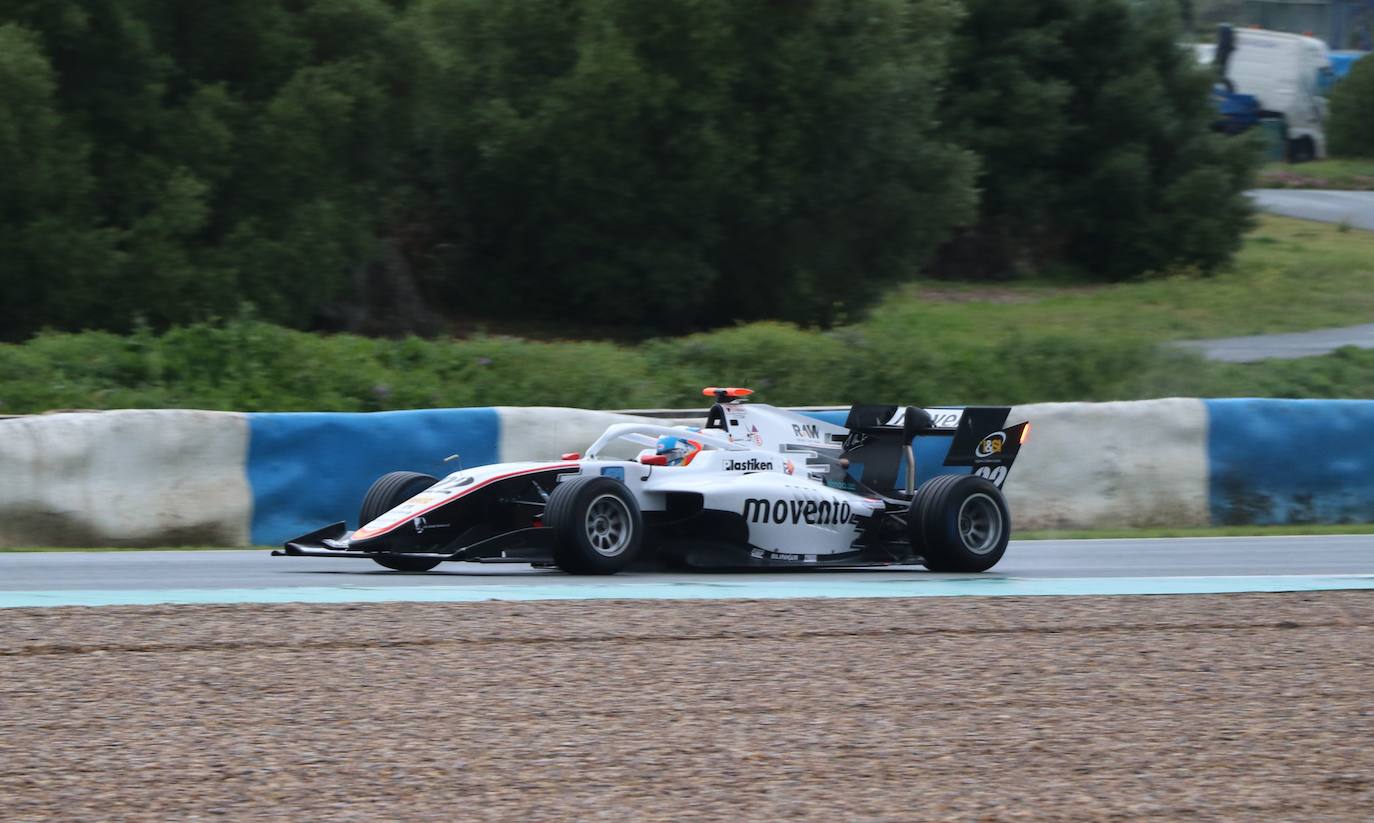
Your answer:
1202,26 -> 1336,161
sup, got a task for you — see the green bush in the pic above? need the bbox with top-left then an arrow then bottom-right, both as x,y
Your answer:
406,0 -> 975,330
0,0 -> 976,340
935,0 -> 1257,281
1,0 -> 1267,341
1329,55 -> 1374,158
0,320 -> 667,413
0,1 -> 408,341
6,316 -> 1368,416
0,23 -> 115,338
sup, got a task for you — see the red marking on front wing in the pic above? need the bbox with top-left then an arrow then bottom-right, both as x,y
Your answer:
351,463 -> 577,541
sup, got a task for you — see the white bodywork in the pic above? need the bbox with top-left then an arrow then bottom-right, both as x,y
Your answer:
346,402 -> 908,558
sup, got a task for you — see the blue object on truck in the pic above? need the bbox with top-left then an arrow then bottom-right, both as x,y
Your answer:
1208,24 -> 1262,135
1211,86 -> 1261,134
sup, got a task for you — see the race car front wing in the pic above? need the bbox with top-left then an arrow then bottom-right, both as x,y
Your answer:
273,521 -> 557,564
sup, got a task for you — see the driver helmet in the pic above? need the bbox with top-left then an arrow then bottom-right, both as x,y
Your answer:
655,435 -> 702,467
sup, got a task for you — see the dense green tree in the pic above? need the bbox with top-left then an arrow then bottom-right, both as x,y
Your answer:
0,23 -> 117,337
405,0 -> 975,331
1,0 -> 1263,343
0,1 -> 410,340
935,0 -> 1257,280
1328,53 -> 1374,157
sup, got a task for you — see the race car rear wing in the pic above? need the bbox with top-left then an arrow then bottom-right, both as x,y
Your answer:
841,405 -> 1029,495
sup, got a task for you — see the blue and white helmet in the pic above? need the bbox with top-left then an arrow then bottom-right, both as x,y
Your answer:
655,435 -> 700,467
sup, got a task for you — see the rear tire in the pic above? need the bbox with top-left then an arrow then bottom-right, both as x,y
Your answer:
908,474 -> 1010,572
545,476 -> 643,575
360,471 -> 441,572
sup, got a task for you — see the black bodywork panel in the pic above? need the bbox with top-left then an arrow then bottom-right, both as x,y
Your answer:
276,467 -> 571,564
840,404 -> 1026,493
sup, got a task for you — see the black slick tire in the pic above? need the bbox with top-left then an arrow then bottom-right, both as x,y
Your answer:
360,471 -> 441,572
908,474 -> 1010,573
545,476 -> 643,575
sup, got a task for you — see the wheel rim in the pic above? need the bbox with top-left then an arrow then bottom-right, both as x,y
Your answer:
957,493 -> 1003,555
585,494 -> 632,557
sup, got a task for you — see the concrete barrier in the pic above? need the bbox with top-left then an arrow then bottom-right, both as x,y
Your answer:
0,411 -> 252,547
246,408 -> 500,546
805,399 -> 1211,531
1005,399 -> 1210,530
496,407 -> 652,461
0,398 -> 1365,547
243,407 -> 654,545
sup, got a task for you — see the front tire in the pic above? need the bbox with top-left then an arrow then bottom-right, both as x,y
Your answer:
545,476 -> 643,575
360,471 -> 441,572
909,474 -> 1010,572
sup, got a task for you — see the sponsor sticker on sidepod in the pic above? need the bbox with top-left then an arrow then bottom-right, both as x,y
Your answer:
724,458 -> 774,471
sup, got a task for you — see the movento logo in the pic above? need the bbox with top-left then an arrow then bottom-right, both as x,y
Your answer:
742,498 -> 852,525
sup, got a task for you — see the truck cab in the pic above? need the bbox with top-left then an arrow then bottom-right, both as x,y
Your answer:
1207,27 -> 1335,161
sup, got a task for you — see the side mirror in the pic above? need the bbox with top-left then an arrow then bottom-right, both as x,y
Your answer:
561,452 -> 582,461
640,454 -> 669,466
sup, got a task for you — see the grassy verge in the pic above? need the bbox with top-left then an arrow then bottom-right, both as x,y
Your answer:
1257,157 -> 1374,190
1,215 -> 1373,413
882,214 -> 1374,341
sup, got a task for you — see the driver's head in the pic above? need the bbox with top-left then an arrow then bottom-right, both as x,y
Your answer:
655,435 -> 701,467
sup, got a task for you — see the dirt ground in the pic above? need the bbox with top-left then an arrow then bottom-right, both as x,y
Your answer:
2,591 -> 1372,821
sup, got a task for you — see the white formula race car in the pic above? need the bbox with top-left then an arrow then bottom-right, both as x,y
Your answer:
275,388 -> 1029,574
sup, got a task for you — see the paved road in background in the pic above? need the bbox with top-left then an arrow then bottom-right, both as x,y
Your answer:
1173,190 -> 1374,362
1250,188 -> 1374,231
1175,322 -> 1374,362
4,535 -> 1374,591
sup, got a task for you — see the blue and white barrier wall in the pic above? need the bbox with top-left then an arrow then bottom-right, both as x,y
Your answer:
806,398 -> 1211,531
0,398 -> 1367,547
1205,399 -> 1374,526
247,407 -> 648,545
0,407 -> 649,547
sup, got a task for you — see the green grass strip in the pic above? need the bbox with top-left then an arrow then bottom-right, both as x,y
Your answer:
1257,158 -> 1374,191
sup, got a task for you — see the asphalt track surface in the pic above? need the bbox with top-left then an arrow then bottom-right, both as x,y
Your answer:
1176,321 -> 1374,362
1250,188 -> 1374,231
5,535 -> 1374,592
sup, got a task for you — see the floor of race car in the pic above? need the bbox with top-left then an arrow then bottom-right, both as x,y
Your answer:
4,592 -> 1371,821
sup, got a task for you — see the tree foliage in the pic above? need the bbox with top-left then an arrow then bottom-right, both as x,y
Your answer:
0,23 -> 114,336
405,0 -> 975,330
0,0 -> 1261,343
934,0 -> 1257,280
0,1 -> 407,340
1329,53 -> 1374,158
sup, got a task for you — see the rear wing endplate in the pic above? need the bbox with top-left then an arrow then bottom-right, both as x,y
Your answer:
842,405 -> 1029,492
